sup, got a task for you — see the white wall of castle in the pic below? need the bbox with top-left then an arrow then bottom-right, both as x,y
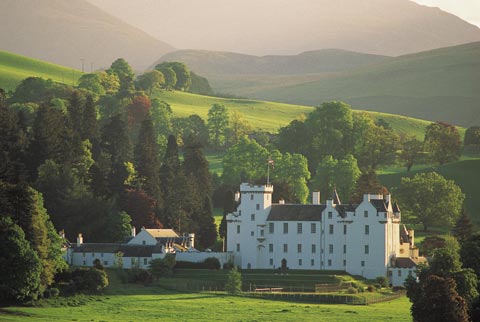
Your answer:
227,183 -> 404,280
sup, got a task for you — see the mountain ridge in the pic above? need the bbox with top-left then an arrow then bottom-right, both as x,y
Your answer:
0,0 -> 175,70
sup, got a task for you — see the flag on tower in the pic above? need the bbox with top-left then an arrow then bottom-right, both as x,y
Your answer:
267,158 -> 275,169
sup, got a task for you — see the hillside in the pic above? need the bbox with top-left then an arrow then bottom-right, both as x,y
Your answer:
182,42 -> 480,127
154,49 -> 389,75
0,51 -> 81,91
0,0 -> 174,70
89,0 -> 480,57
379,157 -> 480,225
153,90 -> 434,139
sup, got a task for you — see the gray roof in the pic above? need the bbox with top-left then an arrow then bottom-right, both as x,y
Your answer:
393,257 -> 426,268
73,243 -> 163,257
370,199 -> 388,212
267,204 -> 325,221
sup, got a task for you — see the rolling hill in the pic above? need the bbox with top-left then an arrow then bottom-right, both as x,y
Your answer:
163,42 -> 480,127
0,51 -> 82,91
0,0 -> 174,70
152,90 -> 437,140
154,49 -> 389,75
89,0 -> 480,57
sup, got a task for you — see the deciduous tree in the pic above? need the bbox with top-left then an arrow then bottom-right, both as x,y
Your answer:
396,172 -> 464,231
424,121 -> 461,165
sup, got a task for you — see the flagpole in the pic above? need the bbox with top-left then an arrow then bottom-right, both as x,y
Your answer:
267,162 -> 270,185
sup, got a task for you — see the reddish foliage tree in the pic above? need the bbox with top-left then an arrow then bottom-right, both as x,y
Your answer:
122,189 -> 162,229
126,94 -> 151,127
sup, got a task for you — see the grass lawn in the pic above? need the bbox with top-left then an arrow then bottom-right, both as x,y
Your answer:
0,286 -> 412,322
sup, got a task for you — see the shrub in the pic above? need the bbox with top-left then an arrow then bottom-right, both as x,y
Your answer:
367,285 -> 376,292
375,276 -> 389,288
203,257 -> 221,270
223,261 -> 234,269
347,287 -> 358,294
93,259 -> 104,270
150,254 -> 176,280
127,268 -> 153,284
225,267 -> 242,295
393,285 -> 406,292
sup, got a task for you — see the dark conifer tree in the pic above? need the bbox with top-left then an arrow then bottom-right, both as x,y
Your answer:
219,190 -> 236,250
183,135 -> 212,209
135,113 -> 162,205
101,115 -> 132,197
159,135 -> 191,231
194,196 -> 217,250
81,95 -> 100,145
453,209 -> 475,245
350,170 -> 388,203
67,91 -> 84,136
27,104 -> 74,180
0,99 -> 27,183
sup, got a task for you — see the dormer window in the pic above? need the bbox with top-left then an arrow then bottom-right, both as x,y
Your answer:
142,240 -> 146,245
364,211 -> 368,218
251,213 -> 255,221
328,212 -> 332,219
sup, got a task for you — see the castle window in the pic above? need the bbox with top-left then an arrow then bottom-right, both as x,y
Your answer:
361,261 -> 365,267
251,213 -> 255,221
297,244 -> 302,253
237,225 -> 240,234
269,258 -> 273,266
311,244 -> 316,254
251,194 -> 254,200
311,223 -> 316,233
311,259 -> 315,266
92,253 -> 95,257
251,231 -> 254,236
328,259 -> 332,266
142,240 -> 146,245
365,245 -> 369,254
104,261 -> 108,266
283,244 -> 288,253
329,224 -> 334,234
329,244 -> 333,254
101,253 -> 104,257
364,210 -> 368,218
83,260 -> 86,265
269,244 -> 273,253
143,258 -> 148,265
343,244 -> 347,254
236,244 -> 240,252
260,229 -> 264,237
82,252 -> 85,257
343,260 -> 346,266
328,211 -> 332,219
256,204 -> 260,210
297,223 -> 302,234
398,270 -> 402,277
408,270 -> 413,277
283,223 -> 288,234
298,259 -> 302,266
343,225 -> 347,235
269,222 -> 274,234
365,225 -> 370,235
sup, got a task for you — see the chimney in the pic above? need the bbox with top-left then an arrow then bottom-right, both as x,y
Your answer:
131,226 -> 136,237
234,191 -> 240,202
385,194 -> 391,205
279,199 -> 285,205
188,233 -> 195,249
59,229 -> 65,239
77,233 -> 83,247
312,191 -> 320,205
408,229 -> 415,247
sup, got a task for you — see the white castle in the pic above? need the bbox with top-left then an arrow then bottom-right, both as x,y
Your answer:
226,183 -> 425,286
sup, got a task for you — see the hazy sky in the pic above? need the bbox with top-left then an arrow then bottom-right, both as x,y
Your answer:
412,0 -> 480,26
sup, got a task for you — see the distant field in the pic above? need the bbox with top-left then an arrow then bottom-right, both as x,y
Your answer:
0,50 -> 81,91
154,90 -> 437,139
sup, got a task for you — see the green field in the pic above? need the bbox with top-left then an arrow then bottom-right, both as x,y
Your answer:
154,90 -> 437,139
0,51 -> 81,91
0,269 -> 412,322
